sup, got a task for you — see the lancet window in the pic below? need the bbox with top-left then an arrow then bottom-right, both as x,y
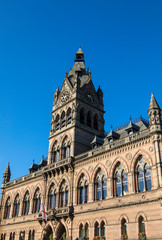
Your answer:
4,197 -> 11,219
48,184 -> 57,209
62,137 -> 70,159
9,233 -> 15,240
94,221 -> 105,238
113,163 -> 128,197
55,115 -> 60,130
121,218 -> 127,236
94,114 -> 98,130
78,174 -> 88,204
52,141 -> 60,162
67,108 -> 72,124
59,180 -> 68,207
138,216 -> 145,235
22,191 -> 30,215
135,156 -> 152,193
87,111 -> 92,127
28,230 -> 35,240
80,108 -> 85,124
33,188 -> 41,213
94,169 -> 107,201
61,111 -> 66,128
13,194 -> 20,217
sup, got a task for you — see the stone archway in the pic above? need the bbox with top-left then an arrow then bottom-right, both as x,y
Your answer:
56,222 -> 66,240
43,225 -> 53,240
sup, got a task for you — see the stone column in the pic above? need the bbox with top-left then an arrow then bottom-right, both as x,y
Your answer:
88,182 -> 93,202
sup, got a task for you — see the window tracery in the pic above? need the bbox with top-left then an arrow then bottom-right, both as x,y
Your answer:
48,184 -> 57,209
77,174 -> 88,204
59,180 -> 68,207
94,169 -> 107,201
113,163 -> 128,197
33,188 -> 41,213
13,194 -> 20,217
135,156 -> 152,192
22,191 -> 30,215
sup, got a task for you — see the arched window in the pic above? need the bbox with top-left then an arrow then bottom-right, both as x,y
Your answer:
79,223 -> 84,238
67,108 -> 72,124
1,234 -> 6,240
80,108 -> 85,124
121,218 -> 127,235
62,137 -> 70,159
94,114 -> 98,130
4,197 -> 11,219
59,180 -> 68,207
94,169 -> 107,201
78,175 -> 89,204
22,191 -> 30,215
48,184 -> 57,209
85,223 -> 89,239
13,194 -> 20,217
55,114 -> 60,130
28,230 -> 35,240
113,163 -> 128,197
19,231 -> 25,240
135,156 -> 152,193
33,188 -> 41,213
95,222 -> 100,237
139,216 -> 146,235
52,141 -> 60,162
101,221 -> 105,237
87,111 -> 92,127
61,111 -> 66,128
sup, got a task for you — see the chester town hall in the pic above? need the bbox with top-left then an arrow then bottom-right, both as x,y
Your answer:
0,49 -> 162,240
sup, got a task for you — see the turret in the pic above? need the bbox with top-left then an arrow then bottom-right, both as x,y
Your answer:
2,163 -> 11,186
148,93 -> 162,133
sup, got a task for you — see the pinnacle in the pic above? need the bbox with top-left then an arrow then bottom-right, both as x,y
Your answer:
4,162 -> 11,175
149,93 -> 160,110
76,47 -> 83,54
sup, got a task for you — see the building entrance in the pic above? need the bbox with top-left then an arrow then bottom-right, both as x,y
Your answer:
56,222 -> 66,240
43,225 -> 53,240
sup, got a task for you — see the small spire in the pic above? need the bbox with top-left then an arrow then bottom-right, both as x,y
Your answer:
76,47 -> 83,54
33,159 -> 34,164
130,116 -> 132,122
111,124 -> 113,130
149,93 -> 160,109
65,71 -> 68,77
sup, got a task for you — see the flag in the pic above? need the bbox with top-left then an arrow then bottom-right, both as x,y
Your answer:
41,203 -> 47,221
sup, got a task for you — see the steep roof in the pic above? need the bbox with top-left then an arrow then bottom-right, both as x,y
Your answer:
149,93 -> 160,109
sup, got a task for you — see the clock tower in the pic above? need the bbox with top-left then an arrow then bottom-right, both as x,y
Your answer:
48,48 -> 105,164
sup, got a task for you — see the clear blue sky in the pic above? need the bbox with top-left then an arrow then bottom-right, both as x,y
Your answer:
0,0 -> 162,184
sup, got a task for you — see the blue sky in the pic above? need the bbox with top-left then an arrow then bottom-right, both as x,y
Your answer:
0,0 -> 162,184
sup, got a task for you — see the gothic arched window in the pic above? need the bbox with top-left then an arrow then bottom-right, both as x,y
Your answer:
85,223 -> 89,239
52,141 -> 60,162
13,194 -> 20,217
22,191 -> 30,215
59,180 -> 68,207
55,114 -> 60,130
79,223 -> 84,238
113,164 -> 128,197
33,188 -> 41,213
4,197 -> 11,219
1,234 -> 6,240
95,222 -> 100,237
135,156 -> 152,193
28,230 -> 35,240
94,114 -> 98,130
80,108 -> 85,124
121,218 -> 127,235
48,184 -> 56,209
94,169 -> 107,201
101,221 -> 105,237
138,216 -> 145,235
67,108 -> 72,124
87,111 -> 92,127
61,111 -> 66,128
9,233 -> 15,240
62,137 -> 70,159
78,175 -> 89,204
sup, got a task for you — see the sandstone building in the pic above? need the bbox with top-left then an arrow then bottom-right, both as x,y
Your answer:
0,49 -> 162,240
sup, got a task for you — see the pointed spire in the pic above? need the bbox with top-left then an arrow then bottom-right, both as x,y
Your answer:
76,47 -> 83,54
149,93 -> 160,110
2,163 -> 11,184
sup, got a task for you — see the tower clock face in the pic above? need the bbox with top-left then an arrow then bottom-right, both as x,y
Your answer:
61,90 -> 70,102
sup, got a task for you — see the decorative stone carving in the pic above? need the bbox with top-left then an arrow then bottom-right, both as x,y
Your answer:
106,160 -> 112,167
88,166 -> 94,172
126,153 -> 132,160
149,147 -> 153,152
